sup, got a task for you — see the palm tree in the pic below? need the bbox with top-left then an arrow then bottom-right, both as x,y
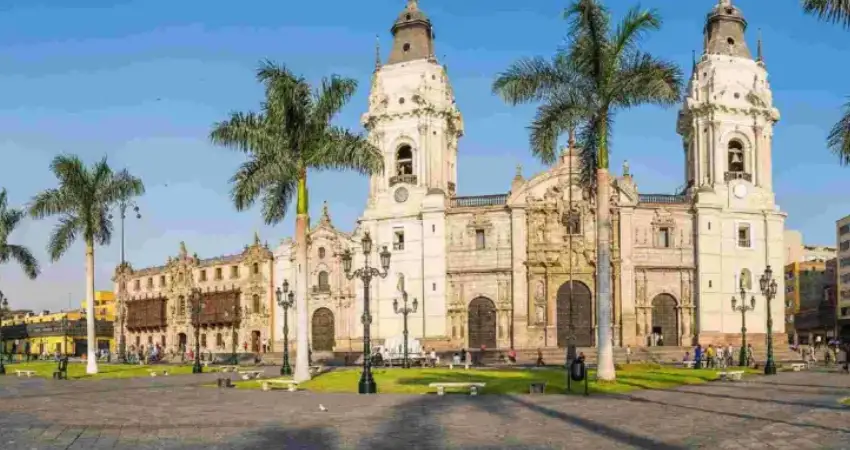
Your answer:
210,61 -> 383,382
29,155 -> 144,374
493,0 -> 683,381
0,188 -> 40,280
803,0 -> 850,164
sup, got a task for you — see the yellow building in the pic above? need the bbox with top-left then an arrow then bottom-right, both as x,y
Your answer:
0,291 -> 116,357
81,290 -> 117,321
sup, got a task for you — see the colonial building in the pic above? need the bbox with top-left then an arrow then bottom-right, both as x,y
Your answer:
270,0 -> 788,355
113,235 -> 275,355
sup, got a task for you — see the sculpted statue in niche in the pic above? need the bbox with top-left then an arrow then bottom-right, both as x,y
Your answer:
534,281 -> 544,303
535,304 -> 545,325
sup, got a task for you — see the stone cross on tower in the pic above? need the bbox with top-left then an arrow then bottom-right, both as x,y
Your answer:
407,0 -> 419,11
719,0 -> 731,6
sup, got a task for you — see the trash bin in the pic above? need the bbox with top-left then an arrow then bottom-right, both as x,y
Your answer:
529,382 -> 547,394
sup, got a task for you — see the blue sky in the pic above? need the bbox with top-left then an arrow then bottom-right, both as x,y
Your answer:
0,0 -> 848,312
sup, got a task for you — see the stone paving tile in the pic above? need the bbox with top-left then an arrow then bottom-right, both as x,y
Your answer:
0,371 -> 847,449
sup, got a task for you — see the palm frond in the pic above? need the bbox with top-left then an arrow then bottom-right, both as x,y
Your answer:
577,111 -> 614,190
312,76 -> 358,126
306,127 -> 384,175
613,52 -> 684,108
528,92 -> 588,166
29,188 -> 69,219
260,178 -> 299,226
230,150 -> 299,215
803,0 -> 850,28
610,7 -> 662,61
47,216 -> 80,262
564,0 -> 610,83
3,244 -> 39,279
827,101 -> 850,165
49,154 -> 89,201
210,112 -> 279,155
492,56 -> 564,105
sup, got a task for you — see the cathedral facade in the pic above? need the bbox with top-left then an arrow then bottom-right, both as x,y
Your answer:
271,0 -> 787,354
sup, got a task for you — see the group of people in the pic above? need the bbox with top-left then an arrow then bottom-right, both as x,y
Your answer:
687,343 -> 752,369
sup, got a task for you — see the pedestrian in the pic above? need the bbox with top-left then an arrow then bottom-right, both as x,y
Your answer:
626,345 -> 632,364
694,345 -> 703,369
535,348 -> 545,367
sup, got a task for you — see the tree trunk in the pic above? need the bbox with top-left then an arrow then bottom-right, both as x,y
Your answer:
595,168 -> 615,380
293,168 -> 312,382
85,241 -> 98,374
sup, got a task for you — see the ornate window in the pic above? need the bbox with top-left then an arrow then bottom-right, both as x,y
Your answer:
396,145 -> 413,175
216,333 -> 223,347
134,280 -> 140,291
728,140 -> 745,173
393,229 -> 405,251
318,271 -> 330,291
215,268 -> 222,280
737,224 -> 752,248
200,270 -> 207,282
657,227 -> 671,248
252,294 -> 260,313
563,210 -> 581,235
178,296 -> 186,316
146,277 -> 153,288
200,334 -> 207,348
475,229 -> 486,249
318,247 -> 326,259
230,265 -> 239,279
252,263 -> 259,275
159,275 -> 166,287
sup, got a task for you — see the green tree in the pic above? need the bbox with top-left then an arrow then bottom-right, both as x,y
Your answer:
803,0 -> 850,164
0,188 -> 40,279
492,0 -> 683,380
29,155 -> 144,374
210,61 -> 383,382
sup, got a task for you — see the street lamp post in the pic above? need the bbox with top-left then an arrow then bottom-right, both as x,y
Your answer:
393,275 -> 418,369
191,288 -> 204,374
116,298 -> 128,363
109,200 -> 140,364
341,232 -> 392,394
0,292 -> 8,374
731,279 -> 756,367
759,265 -> 779,375
276,280 -> 295,376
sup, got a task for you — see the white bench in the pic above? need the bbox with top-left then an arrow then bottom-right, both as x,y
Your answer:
239,370 -> 263,380
717,371 -> 744,381
682,361 -> 696,369
447,362 -> 471,370
428,382 -> 486,396
218,365 -> 238,373
148,369 -> 169,377
789,362 -> 807,372
262,379 -> 299,392
15,370 -> 36,378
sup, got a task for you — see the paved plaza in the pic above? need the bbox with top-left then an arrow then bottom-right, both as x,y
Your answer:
0,368 -> 848,449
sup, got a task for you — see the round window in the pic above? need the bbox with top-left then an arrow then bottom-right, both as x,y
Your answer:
727,37 -> 735,45
403,43 -> 411,52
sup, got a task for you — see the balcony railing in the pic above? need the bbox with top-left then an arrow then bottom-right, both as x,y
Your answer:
312,285 -> 331,294
724,171 -> 752,182
393,242 -> 405,251
450,194 -> 508,208
638,194 -> 688,204
389,174 -> 418,186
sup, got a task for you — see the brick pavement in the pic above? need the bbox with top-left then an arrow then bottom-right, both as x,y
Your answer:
0,369 -> 848,449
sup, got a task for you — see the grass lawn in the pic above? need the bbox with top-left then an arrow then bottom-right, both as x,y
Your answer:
840,397 -> 850,406
231,364 -> 761,395
0,361 -> 195,380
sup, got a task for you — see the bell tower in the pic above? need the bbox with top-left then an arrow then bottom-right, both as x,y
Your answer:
677,0 -> 779,204
361,0 -> 464,210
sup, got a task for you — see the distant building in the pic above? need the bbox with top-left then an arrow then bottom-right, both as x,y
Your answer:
81,290 -> 117,321
784,230 -> 835,264
836,215 -> 850,341
0,300 -> 115,357
785,259 -> 836,345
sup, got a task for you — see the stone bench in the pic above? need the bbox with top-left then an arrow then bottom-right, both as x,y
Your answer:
262,379 -> 299,392
717,371 -> 744,381
447,362 -> 471,370
148,369 -> 169,377
239,370 -> 263,380
15,370 -> 36,378
789,363 -> 807,372
681,361 -> 696,369
217,365 -> 238,373
428,382 -> 486,396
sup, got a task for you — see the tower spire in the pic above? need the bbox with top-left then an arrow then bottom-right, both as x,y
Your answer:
374,34 -> 382,70
757,28 -> 764,64
407,0 -> 419,10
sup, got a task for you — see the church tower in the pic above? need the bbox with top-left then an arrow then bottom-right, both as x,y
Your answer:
361,0 -> 464,209
678,0 -> 786,345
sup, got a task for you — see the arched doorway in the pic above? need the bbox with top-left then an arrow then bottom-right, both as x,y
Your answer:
311,308 -> 335,352
467,297 -> 497,349
651,294 -> 679,346
556,281 -> 593,347
251,330 -> 261,352
177,333 -> 187,352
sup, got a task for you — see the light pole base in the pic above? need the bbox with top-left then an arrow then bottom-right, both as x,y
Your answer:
0,362 -> 5,375
280,362 -> 292,376
358,379 -> 377,394
192,363 -> 203,374
764,360 -> 777,375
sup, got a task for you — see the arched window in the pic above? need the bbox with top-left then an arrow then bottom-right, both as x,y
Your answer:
252,294 -> 261,313
318,271 -> 330,291
178,296 -> 186,316
728,140 -> 744,173
740,269 -> 753,290
396,145 -> 413,175
252,263 -> 259,274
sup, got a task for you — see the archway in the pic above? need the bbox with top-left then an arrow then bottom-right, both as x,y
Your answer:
251,331 -> 261,352
311,308 -> 335,352
556,281 -> 593,347
467,297 -> 497,349
651,294 -> 679,346
177,333 -> 187,352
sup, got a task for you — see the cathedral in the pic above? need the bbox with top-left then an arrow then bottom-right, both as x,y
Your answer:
114,0 -> 787,356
